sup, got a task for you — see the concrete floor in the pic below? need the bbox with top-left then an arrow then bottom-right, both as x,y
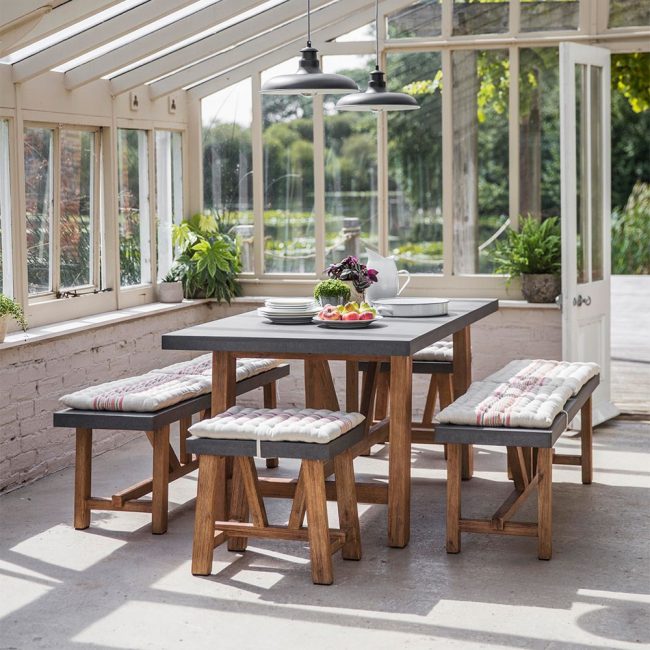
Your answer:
1,417 -> 649,650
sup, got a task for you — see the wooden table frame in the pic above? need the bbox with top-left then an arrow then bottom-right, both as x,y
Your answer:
163,299 -> 497,547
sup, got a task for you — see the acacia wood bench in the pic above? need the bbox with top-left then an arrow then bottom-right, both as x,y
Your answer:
188,408 -> 365,585
436,373 -> 599,560
53,364 -> 289,534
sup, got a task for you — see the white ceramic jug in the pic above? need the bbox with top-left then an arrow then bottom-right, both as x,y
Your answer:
364,249 -> 410,301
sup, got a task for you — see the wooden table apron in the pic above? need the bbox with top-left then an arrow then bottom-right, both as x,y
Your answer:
162,299 -> 498,548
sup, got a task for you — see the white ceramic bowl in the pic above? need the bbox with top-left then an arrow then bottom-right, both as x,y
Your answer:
373,297 -> 449,318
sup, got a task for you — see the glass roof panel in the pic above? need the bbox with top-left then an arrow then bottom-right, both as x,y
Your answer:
0,0 -> 147,64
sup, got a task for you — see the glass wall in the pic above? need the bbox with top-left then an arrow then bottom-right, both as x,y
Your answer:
323,55 -> 378,267
202,78 -> 254,273
609,0 -> 650,28
520,0 -> 579,31
453,0 -> 508,35
387,51 -> 443,273
387,1 -> 442,38
117,128 -> 150,287
262,59 -> 315,274
0,120 -> 11,296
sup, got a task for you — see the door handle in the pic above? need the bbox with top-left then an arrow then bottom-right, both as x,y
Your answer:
573,294 -> 591,307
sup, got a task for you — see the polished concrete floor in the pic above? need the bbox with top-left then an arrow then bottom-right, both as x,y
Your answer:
1,417 -> 648,650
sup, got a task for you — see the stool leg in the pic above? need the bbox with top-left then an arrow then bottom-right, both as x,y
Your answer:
446,443 -> 462,553
264,382 -> 279,469
151,425 -> 170,534
74,428 -> 92,530
192,455 -> 223,575
333,451 -> 361,561
179,416 -> 192,464
537,447 -> 553,560
227,457 -> 249,552
302,460 -> 333,585
581,396 -> 593,485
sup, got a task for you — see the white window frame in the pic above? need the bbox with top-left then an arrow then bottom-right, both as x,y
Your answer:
0,118 -> 13,296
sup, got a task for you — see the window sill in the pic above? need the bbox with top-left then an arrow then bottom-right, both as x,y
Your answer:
498,300 -> 560,310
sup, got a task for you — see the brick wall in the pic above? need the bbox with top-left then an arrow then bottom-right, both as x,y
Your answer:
0,302 -> 560,493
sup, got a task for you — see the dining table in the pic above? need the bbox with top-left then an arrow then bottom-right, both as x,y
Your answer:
162,298 -> 499,548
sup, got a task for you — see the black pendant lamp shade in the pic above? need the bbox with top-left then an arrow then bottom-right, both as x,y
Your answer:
260,0 -> 358,96
335,0 -> 420,112
260,45 -> 359,96
335,68 -> 419,111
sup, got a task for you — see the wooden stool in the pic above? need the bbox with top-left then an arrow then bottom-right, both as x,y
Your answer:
187,407 -> 365,585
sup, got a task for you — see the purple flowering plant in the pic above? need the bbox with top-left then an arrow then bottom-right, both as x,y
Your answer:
325,256 -> 379,293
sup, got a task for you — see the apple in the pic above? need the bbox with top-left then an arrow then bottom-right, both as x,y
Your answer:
359,311 -> 374,320
343,301 -> 360,313
319,306 -> 341,320
342,311 -> 360,321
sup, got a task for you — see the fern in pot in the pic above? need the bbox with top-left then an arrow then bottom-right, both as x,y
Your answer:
494,216 -> 561,303
171,213 -> 242,301
0,294 -> 27,343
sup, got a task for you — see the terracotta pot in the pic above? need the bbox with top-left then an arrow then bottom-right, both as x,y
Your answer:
521,274 -> 561,303
157,281 -> 184,303
0,316 -> 7,343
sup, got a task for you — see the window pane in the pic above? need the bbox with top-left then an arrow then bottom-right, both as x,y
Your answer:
0,120 -> 11,296
387,1 -> 442,38
202,79 -> 254,273
609,0 -> 650,28
335,24 -> 375,41
452,49 -> 509,274
520,0 -> 579,32
118,128 -> 150,287
591,65 -> 604,282
24,127 -> 54,295
387,51 -> 443,273
519,48 -> 561,220
60,129 -> 94,288
576,63 -> 588,284
155,130 -> 183,281
453,0 -> 508,35
323,55 -> 378,267
262,60 -> 315,274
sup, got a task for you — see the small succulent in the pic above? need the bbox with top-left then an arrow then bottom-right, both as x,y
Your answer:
0,294 -> 27,331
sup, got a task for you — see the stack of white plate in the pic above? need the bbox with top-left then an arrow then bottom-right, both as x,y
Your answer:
258,297 -> 320,324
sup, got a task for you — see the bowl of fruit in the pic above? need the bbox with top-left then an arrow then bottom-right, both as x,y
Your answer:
313,302 -> 381,328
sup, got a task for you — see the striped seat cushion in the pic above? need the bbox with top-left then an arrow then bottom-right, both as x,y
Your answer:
437,359 -> 600,429
189,406 -> 365,444
60,372 -> 212,412
413,340 -> 453,362
152,354 -> 282,382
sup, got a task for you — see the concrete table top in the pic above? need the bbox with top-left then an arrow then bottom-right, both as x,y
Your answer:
162,299 -> 499,357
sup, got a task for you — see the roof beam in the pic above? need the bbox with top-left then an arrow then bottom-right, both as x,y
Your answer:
187,0 -> 414,100
12,0 -> 199,83
108,0 -> 332,97
63,0 -> 261,90
147,0 -> 341,99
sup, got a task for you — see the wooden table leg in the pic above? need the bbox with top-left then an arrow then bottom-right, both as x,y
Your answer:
388,355 -> 412,548
212,352 -> 236,519
453,327 -> 474,480
346,360 -> 359,412
305,358 -> 340,410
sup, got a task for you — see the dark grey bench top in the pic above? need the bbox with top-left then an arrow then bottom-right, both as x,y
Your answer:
186,421 -> 366,461
434,374 -> 600,448
162,300 -> 498,358
53,364 -> 290,431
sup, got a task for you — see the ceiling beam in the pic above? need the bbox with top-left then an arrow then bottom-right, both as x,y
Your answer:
108,0 -> 333,97
63,0 -> 262,90
147,0 -> 346,99
12,0 -> 199,83
187,0 -> 414,100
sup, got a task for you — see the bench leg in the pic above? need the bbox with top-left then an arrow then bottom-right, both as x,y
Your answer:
446,443 -> 462,553
537,447 -> 553,560
421,376 -> 438,427
333,451 -> 361,561
263,382 -> 279,469
192,455 -> 223,575
227,458 -> 249,552
74,428 -> 92,530
151,425 -> 170,534
581,396 -> 593,485
302,459 -> 333,585
179,415 -> 192,465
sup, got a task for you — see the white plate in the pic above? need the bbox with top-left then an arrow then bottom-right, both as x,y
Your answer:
312,315 -> 382,329
258,309 -> 320,317
373,297 -> 448,318
265,298 -> 317,308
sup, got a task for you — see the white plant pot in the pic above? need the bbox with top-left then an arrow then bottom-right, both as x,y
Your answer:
0,316 -> 7,343
157,281 -> 184,303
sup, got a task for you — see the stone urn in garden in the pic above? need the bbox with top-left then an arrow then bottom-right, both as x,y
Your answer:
324,256 -> 378,305
494,216 -> 562,304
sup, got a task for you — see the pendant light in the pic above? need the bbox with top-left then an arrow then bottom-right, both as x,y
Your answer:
260,0 -> 359,96
335,0 -> 420,112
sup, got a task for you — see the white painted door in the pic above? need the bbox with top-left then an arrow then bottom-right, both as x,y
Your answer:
560,42 -> 618,425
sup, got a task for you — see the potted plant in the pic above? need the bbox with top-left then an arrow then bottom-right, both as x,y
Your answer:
171,213 -> 243,302
494,216 -> 561,303
0,294 -> 27,343
313,279 -> 351,307
325,256 -> 378,303
157,267 -> 184,303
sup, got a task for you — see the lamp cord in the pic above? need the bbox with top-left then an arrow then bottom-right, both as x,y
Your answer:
307,0 -> 311,47
375,0 -> 380,70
